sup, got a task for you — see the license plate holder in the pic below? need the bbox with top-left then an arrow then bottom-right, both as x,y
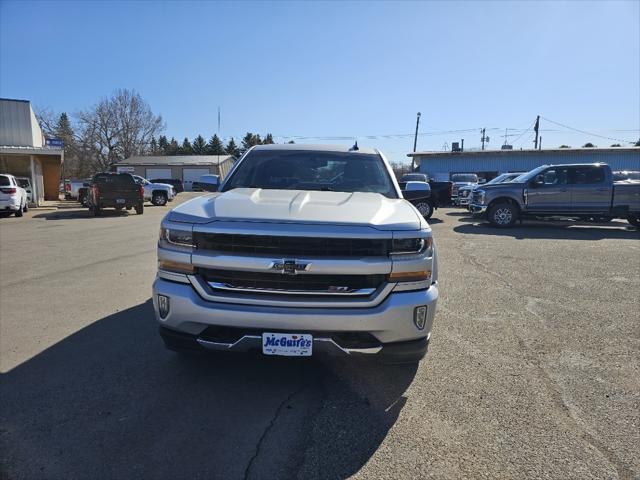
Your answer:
262,333 -> 313,356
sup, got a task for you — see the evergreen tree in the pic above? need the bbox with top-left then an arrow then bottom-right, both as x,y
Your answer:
167,137 -> 179,155
263,133 -> 275,145
582,142 -> 596,148
225,137 -> 240,157
241,132 -> 262,152
158,135 -> 169,154
55,113 -> 80,177
287,140 -> 296,144
207,134 -> 226,155
55,113 -> 74,143
149,136 -> 158,154
635,139 -> 640,147
180,137 -> 193,155
192,135 -> 207,155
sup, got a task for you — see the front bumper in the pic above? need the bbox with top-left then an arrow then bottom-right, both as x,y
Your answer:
152,276 -> 438,359
469,204 -> 488,214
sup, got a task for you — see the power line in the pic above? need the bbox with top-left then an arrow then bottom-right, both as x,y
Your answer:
540,116 -> 636,144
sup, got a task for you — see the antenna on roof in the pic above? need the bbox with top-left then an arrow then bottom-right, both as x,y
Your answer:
349,141 -> 359,151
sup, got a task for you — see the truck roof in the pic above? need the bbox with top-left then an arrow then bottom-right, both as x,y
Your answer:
251,143 -> 379,155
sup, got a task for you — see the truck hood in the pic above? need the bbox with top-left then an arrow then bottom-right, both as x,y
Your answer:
168,188 -> 424,230
148,182 -> 173,189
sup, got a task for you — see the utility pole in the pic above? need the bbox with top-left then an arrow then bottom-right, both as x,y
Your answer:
411,112 -> 421,171
539,136 -> 542,150
481,128 -> 488,150
534,115 -> 540,149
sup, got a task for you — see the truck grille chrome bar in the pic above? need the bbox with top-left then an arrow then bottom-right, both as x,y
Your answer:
207,281 -> 376,296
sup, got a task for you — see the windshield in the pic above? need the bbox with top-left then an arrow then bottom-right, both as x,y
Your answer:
16,179 -> 30,188
401,173 -> 427,182
486,174 -> 509,185
451,173 -> 478,183
512,166 -> 548,183
222,150 -> 398,197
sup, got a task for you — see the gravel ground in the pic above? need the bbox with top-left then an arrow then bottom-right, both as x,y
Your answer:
1,198 -> 638,479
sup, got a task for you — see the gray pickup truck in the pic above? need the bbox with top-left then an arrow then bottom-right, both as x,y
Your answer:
470,163 -> 640,228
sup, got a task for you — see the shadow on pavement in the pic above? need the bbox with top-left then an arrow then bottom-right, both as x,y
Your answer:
32,209 -> 133,220
0,300 -> 416,479
453,221 -> 639,240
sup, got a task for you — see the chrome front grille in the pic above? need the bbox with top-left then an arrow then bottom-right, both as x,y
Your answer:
198,268 -> 385,296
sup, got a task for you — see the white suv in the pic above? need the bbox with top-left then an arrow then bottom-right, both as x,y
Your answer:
0,174 -> 29,217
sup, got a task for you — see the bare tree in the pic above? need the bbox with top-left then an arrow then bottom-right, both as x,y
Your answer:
77,89 -> 164,171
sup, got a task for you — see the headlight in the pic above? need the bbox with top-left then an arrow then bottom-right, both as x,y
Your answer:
391,236 -> 433,255
475,189 -> 486,204
159,226 -> 194,251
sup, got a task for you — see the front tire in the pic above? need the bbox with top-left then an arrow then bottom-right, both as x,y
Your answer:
93,206 -> 102,217
414,201 -> 434,220
135,203 -> 144,215
15,202 -> 24,217
152,192 -> 167,206
628,215 -> 640,228
488,202 -> 518,227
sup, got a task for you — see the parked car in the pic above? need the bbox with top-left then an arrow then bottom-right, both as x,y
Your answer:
458,172 -> 525,209
132,175 -> 175,206
64,178 -> 90,200
192,174 -> 220,192
15,177 -> 34,204
451,173 -> 479,205
0,174 -> 28,217
470,163 -> 640,227
398,173 -> 454,215
150,178 -> 184,193
87,172 -> 144,216
613,170 -> 640,182
154,144 -> 439,364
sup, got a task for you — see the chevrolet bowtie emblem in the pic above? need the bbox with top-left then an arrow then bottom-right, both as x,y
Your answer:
270,260 -> 310,275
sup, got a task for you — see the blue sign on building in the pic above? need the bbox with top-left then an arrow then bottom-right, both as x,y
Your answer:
46,137 -> 64,148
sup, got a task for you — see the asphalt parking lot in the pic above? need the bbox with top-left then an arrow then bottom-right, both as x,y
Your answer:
1,195 -> 639,480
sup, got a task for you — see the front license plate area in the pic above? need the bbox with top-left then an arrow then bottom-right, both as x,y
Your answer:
262,333 -> 313,356
116,198 -> 125,204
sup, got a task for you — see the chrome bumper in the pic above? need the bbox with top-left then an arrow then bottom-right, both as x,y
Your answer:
469,204 -> 488,214
152,276 -> 438,345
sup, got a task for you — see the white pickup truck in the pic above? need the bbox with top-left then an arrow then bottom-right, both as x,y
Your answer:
132,176 -> 175,206
153,144 -> 439,364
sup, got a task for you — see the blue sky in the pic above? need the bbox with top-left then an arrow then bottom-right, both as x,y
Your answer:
1,0 -> 638,163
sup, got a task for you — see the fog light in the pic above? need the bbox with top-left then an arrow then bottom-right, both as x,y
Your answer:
158,295 -> 170,319
414,306 -> 427,330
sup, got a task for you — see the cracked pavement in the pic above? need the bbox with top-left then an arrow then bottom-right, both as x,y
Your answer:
1,200 -> 638,479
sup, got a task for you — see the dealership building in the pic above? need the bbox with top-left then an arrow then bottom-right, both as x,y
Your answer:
113,154 -> 235,191
0,98 -> 64,205
408,147 -> 640,182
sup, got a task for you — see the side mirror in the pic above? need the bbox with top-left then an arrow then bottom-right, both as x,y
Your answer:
530,175 -> 543,188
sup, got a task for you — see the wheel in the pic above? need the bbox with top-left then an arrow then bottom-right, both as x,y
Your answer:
15,202 -> 23,217
93,206 -> 102,217
414,201 -> 434,220
488,202 -> 518,227
152,192 -> 167,206
627,215 -> 640,228
79,194 -> 87,206
135,203 -> 144,215
23,201 -> 28,212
